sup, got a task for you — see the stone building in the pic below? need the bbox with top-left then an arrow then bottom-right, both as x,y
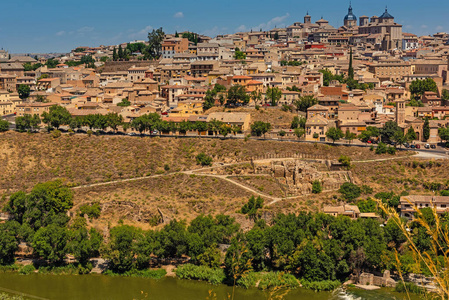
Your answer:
358,8 -> 402,50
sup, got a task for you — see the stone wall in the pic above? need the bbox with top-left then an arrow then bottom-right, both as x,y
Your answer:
359,270 -> 396,287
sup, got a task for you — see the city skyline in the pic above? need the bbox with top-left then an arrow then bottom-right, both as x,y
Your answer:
1,0 -> 448,53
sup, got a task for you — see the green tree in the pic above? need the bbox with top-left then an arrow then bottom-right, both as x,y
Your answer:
312,180 -> 322,194
17,84 -> 31,100
294,95 -> 318,112
442,89 -> 449,101
326,127 -> 344,144
251,121 -> 271,137
203,90 -> 216,110
294,128 -> 305,139
409,78 -> 438,100
380,121 -> 401,142
338,155 -> 351,167
41,105 -> 72,129
234,48 -> 246,60
339,182 -> 361,201
438,127 -> 449,144
112,47 -> 118,61
0,222 -> 19,265
67,226 -> 103,265
227,85 -> 249,106
241,196 -> 264,221
405,127 -> 417,142
196,152 -> 213,166
147,27 -> 165,59
273,32 -> 279,40
266,87 -> 282,106
423,118 -> 430,141
358,126 -> 379,143
45,58 -> 58,68
33,224 -> 68,263
0,119 -> 9,132
250,90 -> 262,105
118,45 -> 123,60
344,129 -> 357,144
348,47 -> 354,80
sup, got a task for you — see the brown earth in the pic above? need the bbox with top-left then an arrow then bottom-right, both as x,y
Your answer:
0,131 -> 397,194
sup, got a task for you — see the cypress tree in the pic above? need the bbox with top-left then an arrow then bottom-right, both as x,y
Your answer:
112,47 -> 117,61
118,45 -> 123,60
348,47 -> 354,80
423,117 -> 430,141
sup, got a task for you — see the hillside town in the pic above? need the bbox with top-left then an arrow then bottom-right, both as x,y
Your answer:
1,5 -> 449,146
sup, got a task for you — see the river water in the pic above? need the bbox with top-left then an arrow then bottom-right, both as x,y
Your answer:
0,273 -> 420,300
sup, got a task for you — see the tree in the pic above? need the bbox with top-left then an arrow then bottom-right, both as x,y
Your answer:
147,27 -> 165,59
196,153 -> 213,166
0,119 -> 9,132
312,180 -> 322,194
338,155 -> 351,167
294,128 -> 305,139
203,90 -> 216,110
392,130 -> 407,147
348,47 -> 354,80
438,127 -> 449,144
102,225 -> 140,273
358,126 -> 379,143
273,32 -> 279,40
117,98 -> 131,107
227,85 -> 249,106
17,84 -> 31,100
234,48 -> 246,60
344,130 -> 357,144
326,127 -> 344,144
409,78 -> 438,100
33,224 -> 68,263
380,121 -> 401,142
41,105 -> 72,129
241,196 -> 264,221
423,118 -> 430,141
251,121 -> 271,137
67,226 -> 103,265
118,45 -> 123,60
291,116 -> 300,129
339,182 -> 361,201
250,90 -> 262,105
112,47 -> 118,61
405,127 -> 417,143
266,87 -> 282,106
15,114 -> 41,132
442,89 -> 449,101
294,95 -> 318,112
0,222 -> 19,265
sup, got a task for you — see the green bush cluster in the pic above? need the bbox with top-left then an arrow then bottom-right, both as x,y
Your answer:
79,202 -> 101,219
300,280 -> 341,291
175,264 -> 226,285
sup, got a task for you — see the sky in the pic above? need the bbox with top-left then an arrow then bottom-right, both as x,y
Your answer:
1,0 -> 448,53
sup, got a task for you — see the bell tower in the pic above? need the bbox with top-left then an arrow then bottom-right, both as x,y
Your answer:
395,99 -> 406,126
304,12 -> 311,24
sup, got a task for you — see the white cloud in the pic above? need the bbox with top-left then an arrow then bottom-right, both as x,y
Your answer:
257,13 -> 290,31
236,25 -> 247,32
55,31 -> 66,36
436,25 -> 444,31
174,12 -> 184,18
129,25 -> 153,39
421,24 -> 428,29
77,26 -> 94,33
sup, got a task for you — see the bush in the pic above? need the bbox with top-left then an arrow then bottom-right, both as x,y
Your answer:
312,180 -> 322,194
79,202 -> 101,219
196,153 -> 213,166
175,264 -> 226,285
18,264 -> 36,275
301,280 -> 341,291
0,119 -> 9,132
236,272 -> 258,289
51,129 -> 62,138
387,147 -> 396,155
339,182 -> 361,201
258,272 -> 299,290
87,130 -> 93,137
394,281 -> 425,294
376,142 -> 387,154
105,268 -> 166,279
338,155 -> 351,167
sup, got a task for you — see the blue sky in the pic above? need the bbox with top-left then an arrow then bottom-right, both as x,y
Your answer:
1,0 -> 448,53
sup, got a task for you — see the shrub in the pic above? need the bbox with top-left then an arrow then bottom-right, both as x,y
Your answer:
164,164 -> 170,171
196,153 -> 213,166
19,264 -> 36,275
87,130 -> 93,137
175,264 -> 225,285
79,202 -> 101,219
339,182 -> 361,201
279,130 -> 286,137
51,129 -> 62,138
236,272 -> 258,289
394,281 -> 425,294
258,272 -> 299,290
338,155 -> 351,167
312,180 -> 322,194
387,146 -> 396,155
0,119 -> 9,132
376,142 -> 387,154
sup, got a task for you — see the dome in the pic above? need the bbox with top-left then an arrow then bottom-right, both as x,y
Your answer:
379,8 -> 394,19
344,5 -> 357,21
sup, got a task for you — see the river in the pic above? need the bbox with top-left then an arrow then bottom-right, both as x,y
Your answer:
0,273 -> 420,300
